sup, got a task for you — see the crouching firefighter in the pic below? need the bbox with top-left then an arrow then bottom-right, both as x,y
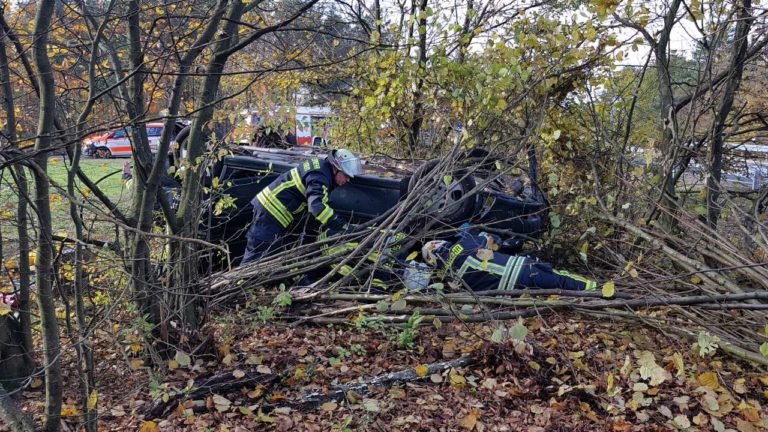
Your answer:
241,149 -> 363,265
421,230 -> 598,291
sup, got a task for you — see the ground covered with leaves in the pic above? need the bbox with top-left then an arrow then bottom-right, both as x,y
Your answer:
12,308 -> 768,432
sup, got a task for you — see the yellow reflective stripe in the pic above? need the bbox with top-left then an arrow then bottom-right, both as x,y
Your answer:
445,244 -> 464,269
554,270 -> 596,290
499,256 -> 516,289
257,188 -> 289,223
256,191 -> 291,228
291,168 -> 306,195
318,207 -> 334,224
438,244 -> 464,279
463,256 -> 504,276
507,257 -> 526,290
316,185 -> 334,224
261,188 -> 293,223
312,159 -> 320,169
257,187 -> 293,227
303,161 -> 311,171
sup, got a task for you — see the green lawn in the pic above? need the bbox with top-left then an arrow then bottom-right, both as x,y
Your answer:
1,157 -> 131,255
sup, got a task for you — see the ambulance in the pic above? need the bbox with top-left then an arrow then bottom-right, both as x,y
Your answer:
84,121 -> 187,158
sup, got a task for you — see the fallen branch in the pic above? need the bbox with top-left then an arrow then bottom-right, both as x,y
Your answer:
262,355 -> 476,412
143,369 -> 279,419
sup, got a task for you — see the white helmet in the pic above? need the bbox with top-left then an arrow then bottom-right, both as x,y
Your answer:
422,240 -> 448,266
330,149 -> 362,178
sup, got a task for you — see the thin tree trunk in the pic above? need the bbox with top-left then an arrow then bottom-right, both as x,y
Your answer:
31,0 -> 63,429
408,0 -> 428,153
705,0 -> 753,228
0,8 -> 33,361
456,0 -> 474,64
175,0 -> 248,333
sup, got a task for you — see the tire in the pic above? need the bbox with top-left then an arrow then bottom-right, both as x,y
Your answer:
94,147 -> 111,158
407,159 -> 477,224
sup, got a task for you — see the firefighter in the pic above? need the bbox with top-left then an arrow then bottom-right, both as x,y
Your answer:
241,149 -> 362,264
421,230 -> 598,291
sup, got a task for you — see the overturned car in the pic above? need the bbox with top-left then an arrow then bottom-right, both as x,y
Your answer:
199,145 -> 549,264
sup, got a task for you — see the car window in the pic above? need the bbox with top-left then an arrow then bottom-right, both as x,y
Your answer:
147,126 -> 163,137
112,128 -> 129,139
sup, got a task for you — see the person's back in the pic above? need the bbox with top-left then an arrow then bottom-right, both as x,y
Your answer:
423,231 -> 597,291
242,149 -> 362,264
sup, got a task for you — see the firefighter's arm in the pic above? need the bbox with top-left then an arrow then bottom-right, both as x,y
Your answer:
305,172 -> 343,229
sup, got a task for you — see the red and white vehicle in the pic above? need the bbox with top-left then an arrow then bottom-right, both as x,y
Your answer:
244,106 -> 333,146
84,122 -> 187,158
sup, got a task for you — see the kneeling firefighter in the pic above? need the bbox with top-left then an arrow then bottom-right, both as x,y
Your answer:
422,230 -> 597,291
241,149 -> 362,265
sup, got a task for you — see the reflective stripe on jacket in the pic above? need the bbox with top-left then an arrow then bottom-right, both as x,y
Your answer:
252,158 -> 337,228
435,232 -> 525,291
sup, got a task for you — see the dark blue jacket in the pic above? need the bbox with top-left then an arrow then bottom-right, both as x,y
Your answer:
433,231 -> 596,291
251,158 -> 342,230
434,231 -> 529,291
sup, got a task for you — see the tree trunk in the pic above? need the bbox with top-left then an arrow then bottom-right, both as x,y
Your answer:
408,0 -> 428,153
650,0 -> 683,231
174,0 -> 248,334
705,0 -> 753,228
0,7 -> 33,362
31,0 -> 63,429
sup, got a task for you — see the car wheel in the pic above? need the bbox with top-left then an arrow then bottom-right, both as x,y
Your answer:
94,147 -> 111,158
407,159 -> 477,224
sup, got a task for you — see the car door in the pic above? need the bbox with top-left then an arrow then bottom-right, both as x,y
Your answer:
146,125 -> 163,153
107,128 -> 132,156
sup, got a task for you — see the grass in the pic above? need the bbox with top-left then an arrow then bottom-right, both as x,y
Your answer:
1,157 -> 131,255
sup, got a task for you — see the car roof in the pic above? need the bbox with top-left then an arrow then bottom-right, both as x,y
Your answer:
233,145 -> 415,177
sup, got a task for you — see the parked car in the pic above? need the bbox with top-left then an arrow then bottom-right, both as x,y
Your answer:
194,145 -> 549,263
84,121 -> 187,158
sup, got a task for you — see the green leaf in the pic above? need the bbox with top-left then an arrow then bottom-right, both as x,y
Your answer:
549,212 -> 561,229
391,299 -> 407,311
760,342 -> 768,357
175,350 -> 191,367
491,326 -> 505,343
510,321 -> 528,341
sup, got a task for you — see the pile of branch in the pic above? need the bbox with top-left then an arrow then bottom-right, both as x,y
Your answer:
204,144 -> 768,367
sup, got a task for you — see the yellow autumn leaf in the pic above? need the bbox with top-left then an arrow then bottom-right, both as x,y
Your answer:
406,251 -> 419,261
449,370 -> 467,388
415,364 -> 429,377
672,352 -> 685,376
130,359 -> 145,369
459,412 -> 478,430
690,275 -> 702,284
606,373 -> 614,392
139,421 -> 159,432
61,405 -> 81,417
601,281 -> 615,298
697,371 -> 720,390
0,303 -> 11,316
87,390 -> 98,410
628,268 -> 639,278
